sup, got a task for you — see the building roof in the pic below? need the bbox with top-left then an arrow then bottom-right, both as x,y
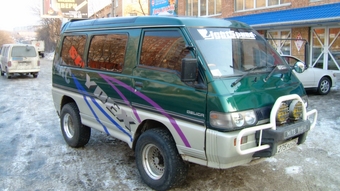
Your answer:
226,2 -> 340,29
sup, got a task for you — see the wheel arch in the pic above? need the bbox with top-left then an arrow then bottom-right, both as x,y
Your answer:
132,119 -> 172,151
60,95 -> 77,111
321,75 -> 333,87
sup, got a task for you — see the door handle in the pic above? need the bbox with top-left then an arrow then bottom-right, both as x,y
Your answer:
135,81 -> 143,91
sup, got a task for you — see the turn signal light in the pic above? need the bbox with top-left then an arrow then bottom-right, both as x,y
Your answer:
234,136 -> 248,146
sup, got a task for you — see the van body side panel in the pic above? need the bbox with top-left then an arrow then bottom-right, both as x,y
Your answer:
131,67 -> 207,156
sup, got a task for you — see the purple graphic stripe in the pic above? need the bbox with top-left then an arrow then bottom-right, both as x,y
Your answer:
99,76 -> 141,124
99,74 -> 191,148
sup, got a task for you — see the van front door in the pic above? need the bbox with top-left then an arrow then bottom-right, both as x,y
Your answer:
131,29 -> 207,158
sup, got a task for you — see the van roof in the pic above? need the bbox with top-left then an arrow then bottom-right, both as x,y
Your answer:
62,16 -> 251,32
1,44 -> 35,47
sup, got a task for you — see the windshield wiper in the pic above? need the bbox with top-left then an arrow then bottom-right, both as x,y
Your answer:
263,64 -> 289,82
231,66 -> 269,87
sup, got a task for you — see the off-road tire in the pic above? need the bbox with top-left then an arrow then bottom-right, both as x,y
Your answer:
135,128 -> 188,191
60,103 -> 91,148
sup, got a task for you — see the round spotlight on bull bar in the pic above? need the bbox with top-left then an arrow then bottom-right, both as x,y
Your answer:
276,102 -> 289,124
289,100 -> 303,120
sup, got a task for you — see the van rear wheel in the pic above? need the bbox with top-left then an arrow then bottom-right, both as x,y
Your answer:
60,103 -> 91,147
135,128 -> 188,191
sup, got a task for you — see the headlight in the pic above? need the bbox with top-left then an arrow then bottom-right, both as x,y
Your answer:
210,110 -> 257,131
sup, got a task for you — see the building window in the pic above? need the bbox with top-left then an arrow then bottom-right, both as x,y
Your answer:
266,30 -> 291,55
235,0 -> 290,11
187,0 -> 222,17
87,34 -> 128,72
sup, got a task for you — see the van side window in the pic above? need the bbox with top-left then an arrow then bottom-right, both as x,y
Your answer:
61,35 -> 87,67
87,34 -> 127,72
140,30 -> 191,73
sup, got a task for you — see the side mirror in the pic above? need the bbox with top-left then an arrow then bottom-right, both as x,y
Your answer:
293,61 -> 306,73
181,58 -> 197,82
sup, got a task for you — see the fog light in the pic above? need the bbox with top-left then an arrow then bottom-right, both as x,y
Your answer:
276,102 -> 289,124
289,100 -> 303,120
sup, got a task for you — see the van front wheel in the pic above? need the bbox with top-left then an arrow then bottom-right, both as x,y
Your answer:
135,128 -> 188,191
60,103 -> 91,148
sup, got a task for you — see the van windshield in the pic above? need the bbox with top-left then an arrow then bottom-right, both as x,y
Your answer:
188,28 -> 287,77
11,46 -> 37,57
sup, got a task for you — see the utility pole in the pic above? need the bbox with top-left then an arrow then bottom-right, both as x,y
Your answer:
111,0 -> 116,17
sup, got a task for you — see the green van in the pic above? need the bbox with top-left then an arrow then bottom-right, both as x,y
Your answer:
52,16 -> 317,190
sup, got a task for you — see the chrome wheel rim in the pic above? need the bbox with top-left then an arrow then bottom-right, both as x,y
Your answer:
142,144 -> 164,180
320,80 -> 330,93
63,113 -> 75,138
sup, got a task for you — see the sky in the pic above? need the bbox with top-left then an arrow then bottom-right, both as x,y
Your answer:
0,0 -> 111,31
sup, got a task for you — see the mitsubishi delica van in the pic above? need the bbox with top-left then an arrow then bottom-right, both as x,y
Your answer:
52,16 -> 317,190
0,44 -> 40,78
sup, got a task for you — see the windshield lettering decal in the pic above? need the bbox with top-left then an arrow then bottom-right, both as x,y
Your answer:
197,29 -> 256,40
211,69 -> 222,77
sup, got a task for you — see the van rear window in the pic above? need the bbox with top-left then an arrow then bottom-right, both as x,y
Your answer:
61,35 -> 87,67
11,46 -> 37,57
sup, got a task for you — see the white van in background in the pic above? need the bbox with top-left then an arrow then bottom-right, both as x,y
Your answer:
0,44 -> 40,78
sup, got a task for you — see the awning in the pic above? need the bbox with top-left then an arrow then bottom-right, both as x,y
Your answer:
226,3 -> 340,29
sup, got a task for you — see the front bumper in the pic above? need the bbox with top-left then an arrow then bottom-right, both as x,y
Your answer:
235,94 -> 317,156
253,120 -> 310,157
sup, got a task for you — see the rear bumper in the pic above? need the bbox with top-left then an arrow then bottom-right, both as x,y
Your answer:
7,69 -> 40,74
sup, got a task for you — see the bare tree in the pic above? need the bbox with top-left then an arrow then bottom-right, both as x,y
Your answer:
29,4 -> 62,52
0,31 -> 15,47
138,0 -> 146,15
125,0 -> 147,16
36,18 -> 62,52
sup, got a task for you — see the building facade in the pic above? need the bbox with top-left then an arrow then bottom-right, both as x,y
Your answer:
89,0 -> 148,19
92,0 -> 340,72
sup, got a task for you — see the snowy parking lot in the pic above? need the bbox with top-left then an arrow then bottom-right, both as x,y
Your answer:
0,56 -> 340,191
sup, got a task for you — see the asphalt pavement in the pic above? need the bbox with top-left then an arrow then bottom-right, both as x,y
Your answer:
0,58 -> 339,191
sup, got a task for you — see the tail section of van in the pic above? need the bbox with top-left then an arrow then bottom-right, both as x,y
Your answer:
0,44 -> 40,78
52,16 -> 317,190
